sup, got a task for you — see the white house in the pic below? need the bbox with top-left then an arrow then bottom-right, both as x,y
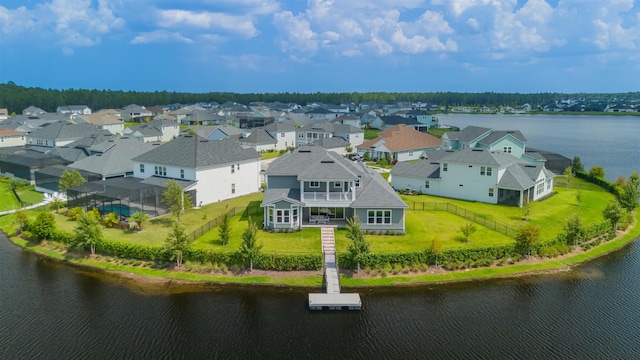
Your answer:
390,148 -> 554,207
442,126 -> 527,159
74,109 -> 124,135
121,104 -> 153,121
132,135 -> 261,206
123,119 -> 179,142
264,121 -> 296,150
56,105 -> 91,118
296,120 -> 363,148
0,129 -> 26,147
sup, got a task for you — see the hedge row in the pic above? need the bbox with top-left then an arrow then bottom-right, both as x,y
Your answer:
574,170 -> 621,197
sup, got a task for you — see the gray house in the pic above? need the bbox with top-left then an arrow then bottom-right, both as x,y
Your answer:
262,145 -> 407,232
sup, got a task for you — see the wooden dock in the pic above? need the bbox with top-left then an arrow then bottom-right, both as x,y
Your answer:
308,227 -> 361,310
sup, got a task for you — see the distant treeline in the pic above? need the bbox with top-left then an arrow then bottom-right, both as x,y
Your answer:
1,81 -> 638,114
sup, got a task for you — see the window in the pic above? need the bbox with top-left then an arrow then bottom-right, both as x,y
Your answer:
231,164 -> 235,173
488,188 -> 494,197
298,132 -> 304,138
481,166 -> 486,176
276,209 -> 290,224
237,163 -> 240,170
546,179 -> 552,190
280,132 -> 285,137
309,181 -> 319,188
503,146 -> 512,153
487,167 -> 492,176
443,163 -> 448,172
180,169 -> 185,179
536,182 -> 544,195
356,175 -> 361,188
268,208 -> 274,223
367,210 -> 391,225
292,208 -> 298,224
231,183 -> 235,194
425,180 -> 430,189
140,164 -> 145,173
154,166 -> 166,176
334,182 -> 341,188
408,150 -> 413,156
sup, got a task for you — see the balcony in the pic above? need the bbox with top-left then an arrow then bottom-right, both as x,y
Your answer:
302,191 -> 353,203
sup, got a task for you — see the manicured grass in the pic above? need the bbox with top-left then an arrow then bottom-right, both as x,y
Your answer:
364,128 -> 380,140
261,151 -> 281,160
401,183 -> 615,241
426,127 -> 449,138
16,185 -> 44,204
0,183 -> 20,212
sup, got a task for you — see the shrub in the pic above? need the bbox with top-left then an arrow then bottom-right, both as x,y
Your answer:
102,212 -> 119,228
67,207 -> 84,220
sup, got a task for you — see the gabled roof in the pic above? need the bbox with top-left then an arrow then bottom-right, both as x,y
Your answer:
498,164 -> 538,190
477,130 -> 527,146
357,124 -> 442,152
29,121 -> 105,141
49,132 -> 116,162
444,126 -> 492,142
441,148 -> 519,166
311,136 -> 349,149
239,128 -> 276,145
390,160 -> 441,179
261,188 -> 303,206
0,129 -> 24,137
351,165 -> 407,209
264,121 -> 296,132
300,120 -> 334,132
132,135 -> 260,168
69,137 -> 156,177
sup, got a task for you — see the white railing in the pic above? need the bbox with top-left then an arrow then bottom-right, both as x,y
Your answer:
302,192 -> 352,202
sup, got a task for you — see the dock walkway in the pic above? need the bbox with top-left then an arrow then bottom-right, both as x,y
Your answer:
308,227 -> 361,310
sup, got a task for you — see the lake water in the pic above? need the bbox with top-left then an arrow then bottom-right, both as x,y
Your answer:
1,114 -> 640,359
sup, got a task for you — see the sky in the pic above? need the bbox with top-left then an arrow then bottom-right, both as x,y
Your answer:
1,0 -> 639,94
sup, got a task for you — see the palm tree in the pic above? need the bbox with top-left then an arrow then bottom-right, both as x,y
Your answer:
129,211 -> 149,231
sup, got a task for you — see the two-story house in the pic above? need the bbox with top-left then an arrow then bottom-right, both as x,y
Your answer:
264,121 -> 296,150
26,121 -> 108,148
390,148 -> 554,207
56,105 -> 91,119
123,119 -> 179,142
74,109 -> 124,135
296,120 -> 363,148
121,104 -> 154,122
132,135 -> 261,206
442,126 -> 527,159
0,129 -> 26,147
262,145 -> 407,232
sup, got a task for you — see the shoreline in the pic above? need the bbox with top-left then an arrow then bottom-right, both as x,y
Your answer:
5,211 -> 639,292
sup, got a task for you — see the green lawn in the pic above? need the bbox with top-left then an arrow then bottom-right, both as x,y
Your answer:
364,128 -> 380,140
0,183 -> 20,212
42,178 -> 617,256
261,151 -> 281,160
16,185 -> 44,205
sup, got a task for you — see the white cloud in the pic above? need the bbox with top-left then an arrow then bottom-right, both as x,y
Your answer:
157,10 -> 258,38
272,1 -> 458,59
0,0 -> 124,48
131,30 -> 193,44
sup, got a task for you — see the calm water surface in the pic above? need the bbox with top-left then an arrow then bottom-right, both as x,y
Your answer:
1,115 -> 640,359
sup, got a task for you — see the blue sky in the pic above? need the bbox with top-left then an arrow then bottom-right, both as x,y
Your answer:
1,0 -> 639,94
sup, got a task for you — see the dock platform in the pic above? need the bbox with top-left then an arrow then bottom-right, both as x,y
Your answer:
309,227 -> 361,311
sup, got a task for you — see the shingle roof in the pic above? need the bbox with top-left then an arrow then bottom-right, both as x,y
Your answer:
357,124 -> 442,152
311,137 -> 349,149
264,121 -> 296,132
444,126 -> 492,143
261,188 -> 303,206
29,121 -> 103,141
132,135 -> 260,168
69,138 -> 156,177
498,165 -> 537,190
390,160 -> 441,179
477,130 -> 527,146
239,128 -> 276,145
441,148 -> 518,166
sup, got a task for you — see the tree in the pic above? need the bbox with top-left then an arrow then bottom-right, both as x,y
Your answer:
238,218 -> 262,271
13,209 -> 30,234
515,225 -> 541,256
58,169 -> 86,193
346,215 -> 370,272
164,221 -> 192,267
602,201 -> 625,232
588,166 -> 605,179
619,172 -> 639,212
162,180 -> 192,223
459,223 -> 476,243
49,198 -> 65,214
31,212 -> 56,241
572,156 -> 584,172
218,213 -> 232,246
563,166 -> 573,188
363,151 -> 371,162
575,190 -> 582,208
521,201 -> 532,220
430,235 -> 442,267
129,211 -> 149,231
564,214 -> 585,246
9,178 -> 25,191
74,210 -> 103,255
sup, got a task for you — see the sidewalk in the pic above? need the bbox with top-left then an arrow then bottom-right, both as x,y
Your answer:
0,198 -> 53,217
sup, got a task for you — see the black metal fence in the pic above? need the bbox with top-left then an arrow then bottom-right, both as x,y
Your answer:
406,201 -> 517,238
189,204 -> 262,241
